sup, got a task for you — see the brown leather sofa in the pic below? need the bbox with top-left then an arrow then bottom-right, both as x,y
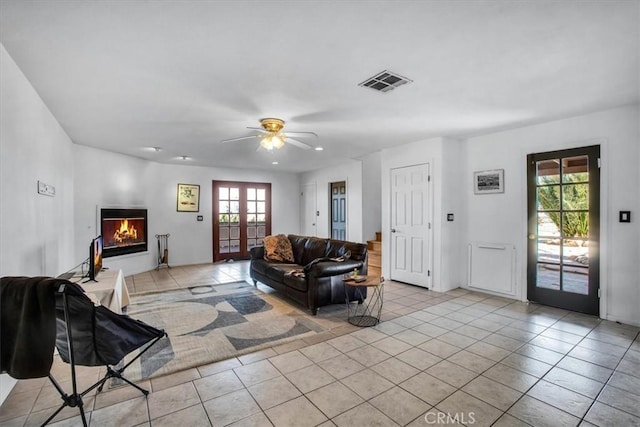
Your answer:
249,235 -> 368,315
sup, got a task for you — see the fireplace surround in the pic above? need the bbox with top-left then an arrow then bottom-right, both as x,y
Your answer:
101,208 -> 148,258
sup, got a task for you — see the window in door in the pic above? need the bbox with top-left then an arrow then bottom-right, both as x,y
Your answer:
213,181 -> 271,261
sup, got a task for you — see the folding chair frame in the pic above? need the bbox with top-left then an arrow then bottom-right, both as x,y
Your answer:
43,284 -> 166,426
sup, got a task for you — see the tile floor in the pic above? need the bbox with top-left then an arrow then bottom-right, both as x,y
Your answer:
1,261 -> 639,427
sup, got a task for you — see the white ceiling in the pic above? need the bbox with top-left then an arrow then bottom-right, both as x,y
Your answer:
1,1 -> 638,173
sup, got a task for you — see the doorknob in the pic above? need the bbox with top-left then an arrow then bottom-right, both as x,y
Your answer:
391,229 -> 396,233
528,234 -> 536,240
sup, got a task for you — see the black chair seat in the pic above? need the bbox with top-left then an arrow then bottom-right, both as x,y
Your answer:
1,277 -> 166,427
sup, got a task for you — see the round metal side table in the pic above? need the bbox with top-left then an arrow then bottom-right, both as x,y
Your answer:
343,276 -> 384,327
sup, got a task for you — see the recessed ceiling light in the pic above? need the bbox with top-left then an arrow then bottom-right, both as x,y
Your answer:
178,156 -> 189,160
314,147 -> 324,151
272,161 -> 279,165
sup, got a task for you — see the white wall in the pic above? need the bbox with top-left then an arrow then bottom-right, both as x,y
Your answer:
0,45 -> 75,278
299,160 -> 364,243
361,151 -> 382,242
74,145 -> 301,275
465,105 -> 639,325
0,44 -> 76,403
440,138 -> 466,290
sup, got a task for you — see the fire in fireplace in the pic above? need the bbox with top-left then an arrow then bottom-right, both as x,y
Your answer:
101,208 -> 148,258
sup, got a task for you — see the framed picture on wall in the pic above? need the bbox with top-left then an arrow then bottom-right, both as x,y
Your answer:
474,169 -> 504,194
177,183 -> 200,212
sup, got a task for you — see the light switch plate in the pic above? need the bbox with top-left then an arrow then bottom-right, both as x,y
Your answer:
37,180 -> 56,197
619,211 -> 631,223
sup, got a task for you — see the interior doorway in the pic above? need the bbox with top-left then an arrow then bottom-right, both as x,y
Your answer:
390,164 -> 431,287
526,145 -> 600,315
212,180 -> 271,261
330,181 -> 347,240
301,182 -> 317,237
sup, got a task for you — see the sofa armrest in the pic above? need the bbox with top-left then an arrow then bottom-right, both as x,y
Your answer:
306,260 -> 364,278
249,246 -> 265,260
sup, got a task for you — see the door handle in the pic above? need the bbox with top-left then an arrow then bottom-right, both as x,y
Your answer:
528,234 -> 536,240
391,229 -> 396,233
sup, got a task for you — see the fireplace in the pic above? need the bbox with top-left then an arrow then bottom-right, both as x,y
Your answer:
101,208 -> 148,258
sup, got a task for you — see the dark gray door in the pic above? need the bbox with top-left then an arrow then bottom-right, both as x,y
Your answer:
527,145 -> 600,315
330,181 -> 346,240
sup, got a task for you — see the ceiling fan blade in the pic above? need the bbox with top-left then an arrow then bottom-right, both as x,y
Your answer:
284,131 -> 318,138
246,127 -> 268,134
220,135 -> 258,143
286,137 -> 313,150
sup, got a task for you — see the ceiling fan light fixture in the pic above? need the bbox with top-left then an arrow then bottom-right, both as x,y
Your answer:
260,118 -> 285,133
222,117 -> 315,150
260,134 -> 285,150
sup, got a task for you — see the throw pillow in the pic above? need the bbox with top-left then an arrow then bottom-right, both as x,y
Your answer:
263,234 -> 295,263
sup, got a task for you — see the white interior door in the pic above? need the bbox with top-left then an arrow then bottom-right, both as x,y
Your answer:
301,182 -> 317,236
390,164 -> 431,287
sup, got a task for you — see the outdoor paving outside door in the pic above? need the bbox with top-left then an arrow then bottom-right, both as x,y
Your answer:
527,145 -> 600,315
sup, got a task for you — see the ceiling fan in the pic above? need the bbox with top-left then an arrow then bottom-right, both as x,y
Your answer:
220,118 -> 318,150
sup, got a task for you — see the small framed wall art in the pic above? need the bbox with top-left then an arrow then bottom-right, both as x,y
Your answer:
474,169 -> 504,194
177,183 -> 200,212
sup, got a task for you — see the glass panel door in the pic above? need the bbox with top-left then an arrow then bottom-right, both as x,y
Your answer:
212,181 -> 271,261
246,186 -> 267,251
527,146 -> 600,315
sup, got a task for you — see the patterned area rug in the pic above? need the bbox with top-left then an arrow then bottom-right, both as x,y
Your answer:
116,281 -> 328,383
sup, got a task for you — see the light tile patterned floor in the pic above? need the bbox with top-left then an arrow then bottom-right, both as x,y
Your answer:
1,261 -> 639,426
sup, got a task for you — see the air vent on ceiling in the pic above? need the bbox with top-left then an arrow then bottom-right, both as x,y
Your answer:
358,70 -> 412,93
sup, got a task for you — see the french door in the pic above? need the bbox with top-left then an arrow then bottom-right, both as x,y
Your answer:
527,145 -> 600,315
212,181 -> 271,261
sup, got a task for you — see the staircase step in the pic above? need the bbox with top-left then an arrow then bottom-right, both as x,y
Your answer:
367,240 -> 382,251
368,252 -> 381,268
368,232 -> 382,276
368,265 -> 381,279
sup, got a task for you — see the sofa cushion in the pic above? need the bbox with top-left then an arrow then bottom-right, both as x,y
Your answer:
283,274 -> 307,292
301,237 -> 329,266
288,235 -> 309,265
266,264 -> 301,283
326,239 -> 367,262
263,234 -> 294,263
